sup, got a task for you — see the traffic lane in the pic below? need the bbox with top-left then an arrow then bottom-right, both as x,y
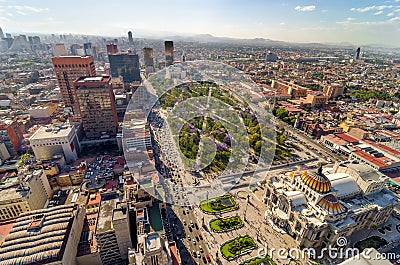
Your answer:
168,206 -> 196,265
174,203 -> 209,264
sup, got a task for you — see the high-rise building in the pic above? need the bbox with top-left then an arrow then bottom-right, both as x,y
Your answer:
52,55 -> 96,121
107,43 -> 119,54
28,36 -> 40,45
164,41 -> 174,66
69,44 -> 78,55
52,43 -> 67,56
0,119 -> 23,156
83,42 -> 92,55
28,36 -> 41,51
143,47 -> 154,67
354,47 -> 361,60
0,27 -> 4,39
9,35 -> 30,51
108,53 -> 141,84
74,76 -> 118,139
128,31 -> 133,44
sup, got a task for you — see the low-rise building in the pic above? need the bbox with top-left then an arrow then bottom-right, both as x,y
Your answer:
323,84 -> 344,99
30,124 -> 80,163
0,169 -> 52,221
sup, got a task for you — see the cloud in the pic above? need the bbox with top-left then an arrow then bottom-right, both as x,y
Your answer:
389,16 -> 400,21
351,5 -> 393,12
374,11 -> 384,15
347,17 -> 356,21
295,5 -> 316,12
8,5 -> 49,13
321,9 -> 328,13
280,22 -> 286,25
16,10 -> 26,15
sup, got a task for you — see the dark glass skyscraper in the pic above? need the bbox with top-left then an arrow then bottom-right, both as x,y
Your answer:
108,53 -> 141,84
165,41 -> 174,66
128,31 -> 133,44
143,47 -> 154,67
354,47 -> 361,60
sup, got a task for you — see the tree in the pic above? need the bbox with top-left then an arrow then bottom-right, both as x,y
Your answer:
275,108 -> 288,120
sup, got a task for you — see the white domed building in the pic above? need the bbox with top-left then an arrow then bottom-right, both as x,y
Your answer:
264,162 -> 397,250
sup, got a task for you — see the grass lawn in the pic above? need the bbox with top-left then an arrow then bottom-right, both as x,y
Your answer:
209,216 -> 243,231
220,235 -> 256,259
240,256 -> 276,265
199,194 -> 238,214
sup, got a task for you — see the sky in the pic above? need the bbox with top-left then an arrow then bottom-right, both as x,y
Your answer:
1,0 -> 400,45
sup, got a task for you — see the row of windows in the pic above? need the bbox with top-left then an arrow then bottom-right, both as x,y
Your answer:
0,204 -> 26,219
54,64 -> 90,68
32,141 -> 66,147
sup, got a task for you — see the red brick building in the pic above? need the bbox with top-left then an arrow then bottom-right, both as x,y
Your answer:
52,56 -> 96,122
0,120 -> 23,156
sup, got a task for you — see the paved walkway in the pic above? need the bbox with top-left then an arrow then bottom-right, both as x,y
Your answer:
192,184 -> 308,265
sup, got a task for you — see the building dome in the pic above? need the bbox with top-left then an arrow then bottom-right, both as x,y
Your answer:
317,194 -> 346,215
301,171 -> 332,193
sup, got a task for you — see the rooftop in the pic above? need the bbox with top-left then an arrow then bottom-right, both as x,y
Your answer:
0,204 -> 79,265
145,233 -> 161,251
74,75 -> 111,85
30,124 -> 74,140
96,196 -> 117,234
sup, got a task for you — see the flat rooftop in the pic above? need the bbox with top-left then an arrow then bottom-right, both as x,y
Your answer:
146,233 -> 161,251
96,195 -> 118,234
30,124 -> 74,140
75,75 -> 111,84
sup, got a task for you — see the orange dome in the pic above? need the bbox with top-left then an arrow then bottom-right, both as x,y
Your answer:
317,194 -> 346,215
301,171 -> 332,193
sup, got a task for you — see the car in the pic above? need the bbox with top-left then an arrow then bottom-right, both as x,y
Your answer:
183,220 -> 187,225
187,235 -> 191,241
202,256 -> 207,263
193,250 -> 197,257
195,223 -> 199,230
192,239 -> 196,245
198,233 -> 203,240
196,251 -> 201,258
205,254 -> 211,262
188,226 -> 192,232
195,235 -> 199,241
199,246 -> 203,252
190,221 -> 194,227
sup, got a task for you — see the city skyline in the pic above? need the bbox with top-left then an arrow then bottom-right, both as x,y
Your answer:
0,0 -> 400,45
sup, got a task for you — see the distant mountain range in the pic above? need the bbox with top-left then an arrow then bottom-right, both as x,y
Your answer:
158,33 -> 400,51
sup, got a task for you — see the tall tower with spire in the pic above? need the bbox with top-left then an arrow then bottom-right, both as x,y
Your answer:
0,27 -> 4,39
